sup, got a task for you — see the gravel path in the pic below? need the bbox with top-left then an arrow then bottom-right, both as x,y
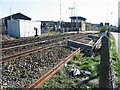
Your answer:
111,32 -> 120,60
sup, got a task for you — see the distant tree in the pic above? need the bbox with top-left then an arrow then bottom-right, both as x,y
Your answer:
100,26 -> 107,33
100,22 -> 103,27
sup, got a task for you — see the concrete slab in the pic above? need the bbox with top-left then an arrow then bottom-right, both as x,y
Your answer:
67,40 -> 92,51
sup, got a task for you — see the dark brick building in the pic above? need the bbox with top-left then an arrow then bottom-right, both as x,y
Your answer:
41,16 -> 86,33
69,16 -> 86,31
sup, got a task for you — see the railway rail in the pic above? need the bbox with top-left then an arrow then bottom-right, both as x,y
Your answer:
27,48 -> 80,88
1,34 -> 81,51
1,34 -> 88,59
0,33 -> 96,88
0,42 -> 64,63
1,45 -> 75,88
2,33 -> 77,48
26,36 -> 100,88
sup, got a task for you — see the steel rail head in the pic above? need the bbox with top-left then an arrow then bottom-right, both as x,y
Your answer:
0,44 -> 59,63
2,33 -> 78,48
0,40 -> 69,63
26,48 -> 80,89
1,34 -> 87,61
1,34 -> 82,52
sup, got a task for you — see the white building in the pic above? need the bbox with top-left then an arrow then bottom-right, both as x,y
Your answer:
7,19 -> 41,38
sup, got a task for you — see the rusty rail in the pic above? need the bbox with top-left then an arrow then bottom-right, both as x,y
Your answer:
0,37 -> 64,52
27,48 -> 80,89
1,34 -> 81,52
0,43 -> 62,63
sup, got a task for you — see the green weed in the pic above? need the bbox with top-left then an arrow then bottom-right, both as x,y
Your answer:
110,33 -> 120,86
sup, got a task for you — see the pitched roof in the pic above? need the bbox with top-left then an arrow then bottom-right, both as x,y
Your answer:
2,12 -> 31,20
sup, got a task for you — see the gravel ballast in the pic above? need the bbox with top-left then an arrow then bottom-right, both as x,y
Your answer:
1,46 -> 73,88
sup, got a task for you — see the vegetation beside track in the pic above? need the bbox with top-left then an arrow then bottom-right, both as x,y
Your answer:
40,52 -> 100,89
110,33 -> 120,86
40,33 -> 120,89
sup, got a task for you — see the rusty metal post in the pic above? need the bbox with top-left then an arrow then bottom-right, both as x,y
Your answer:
99,36 -> 114,88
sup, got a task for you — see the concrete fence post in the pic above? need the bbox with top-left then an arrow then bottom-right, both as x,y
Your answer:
99,36 -> 114,88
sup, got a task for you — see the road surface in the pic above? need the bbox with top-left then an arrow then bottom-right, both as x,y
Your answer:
111,32 -> 120,60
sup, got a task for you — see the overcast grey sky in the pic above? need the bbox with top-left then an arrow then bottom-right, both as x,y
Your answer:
0,0 -> 119,26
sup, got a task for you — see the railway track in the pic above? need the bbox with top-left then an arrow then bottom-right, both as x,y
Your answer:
1,45 -> 75,88
0,33 -> 95,88
0,42 -> 64,63
1,34 -> 88,59
27,48 -> 80,88
0,43 -> 59,63
2,33 -> 77,48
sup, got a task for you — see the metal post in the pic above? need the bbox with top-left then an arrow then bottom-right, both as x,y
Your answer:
59,1 -> 62,32
34,27 -> 38,37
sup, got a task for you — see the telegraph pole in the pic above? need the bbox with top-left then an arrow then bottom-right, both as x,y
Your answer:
10,7 -> 12,20
69,0 -> 75,31
59,1 -> 62,32
69,7 -> 74,31
60,1 -> 61,21
69,7 -> 75,17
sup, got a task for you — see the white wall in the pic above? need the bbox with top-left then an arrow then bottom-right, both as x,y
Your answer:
20,20 -> 31,37
20,20 -> 41,37
7,20 -> 41,38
